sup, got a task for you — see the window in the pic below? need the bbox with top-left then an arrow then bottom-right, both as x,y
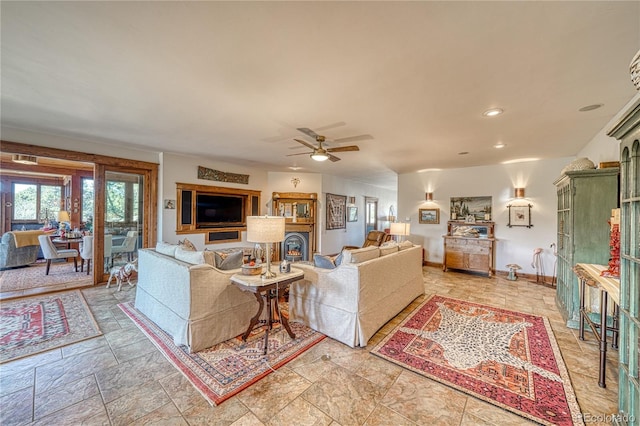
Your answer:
12,183 -> 62,222
82,178 -> 94,223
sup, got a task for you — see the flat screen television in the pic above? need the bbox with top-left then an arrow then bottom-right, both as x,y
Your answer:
196,193 -> 245,228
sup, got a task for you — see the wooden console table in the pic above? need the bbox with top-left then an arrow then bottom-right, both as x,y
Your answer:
573,263 -> 620,388
231,268 -> 304,354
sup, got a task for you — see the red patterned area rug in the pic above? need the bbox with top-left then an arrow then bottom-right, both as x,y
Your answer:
0,290 -> 102,363
0,262 -> 91,292
119,301 -> 325,405
371,295 -> 584,426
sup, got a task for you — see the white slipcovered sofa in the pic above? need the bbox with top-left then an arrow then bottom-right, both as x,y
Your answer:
289,243 -> 424,348
135,247 -> 261,352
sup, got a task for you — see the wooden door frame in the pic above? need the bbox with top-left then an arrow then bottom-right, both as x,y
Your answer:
1,141 -> 158,285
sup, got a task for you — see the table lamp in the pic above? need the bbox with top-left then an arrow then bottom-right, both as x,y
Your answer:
246,215 -> 285,278
57,211 -> 71,230
390,222 -> 411,242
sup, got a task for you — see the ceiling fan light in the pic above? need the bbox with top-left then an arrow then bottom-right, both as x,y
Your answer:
311,152 -> 329,162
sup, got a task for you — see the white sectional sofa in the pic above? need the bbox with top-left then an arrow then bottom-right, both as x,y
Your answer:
288,243 -> 424,348
135,247 -> 261,352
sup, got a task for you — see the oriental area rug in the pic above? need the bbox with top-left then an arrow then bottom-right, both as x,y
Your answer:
0,262 -> 91,292
371,295 -> 584,426
119,301 -> 325,405
0,290 -> 102,363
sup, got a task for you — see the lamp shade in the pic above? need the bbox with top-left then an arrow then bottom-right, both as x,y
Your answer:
246,216 -> 285,243
57,211 -> 71,223
390,222 -> 410,236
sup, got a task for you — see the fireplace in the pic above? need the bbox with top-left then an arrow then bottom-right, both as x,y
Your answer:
281,232 -> 309,262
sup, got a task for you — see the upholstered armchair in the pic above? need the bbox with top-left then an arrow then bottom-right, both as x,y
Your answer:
341,230 -> 391,252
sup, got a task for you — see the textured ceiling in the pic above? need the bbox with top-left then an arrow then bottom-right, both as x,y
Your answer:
1,1 -> 639,189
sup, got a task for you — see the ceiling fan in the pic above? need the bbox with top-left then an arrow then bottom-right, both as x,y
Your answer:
286,127 -> 370,162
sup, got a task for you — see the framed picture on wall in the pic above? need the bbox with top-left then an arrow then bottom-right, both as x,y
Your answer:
419,208 -> 439,224
326,193 -> 346,230
507,204 -> 533,228
347,206 -> 358,222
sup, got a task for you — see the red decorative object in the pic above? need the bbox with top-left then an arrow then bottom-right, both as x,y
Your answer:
601,223 -> 620,278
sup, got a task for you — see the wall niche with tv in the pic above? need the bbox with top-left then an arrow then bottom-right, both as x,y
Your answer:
176,182 -> 261,244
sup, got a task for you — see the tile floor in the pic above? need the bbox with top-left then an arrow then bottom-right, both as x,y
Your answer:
0,267 -> 619,425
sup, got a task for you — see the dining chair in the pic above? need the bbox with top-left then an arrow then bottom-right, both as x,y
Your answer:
111,231 -> 138,264
80,234 -> 114,275
38,234 -> 78,275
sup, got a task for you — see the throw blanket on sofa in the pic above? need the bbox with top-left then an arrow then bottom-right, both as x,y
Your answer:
12,230 -> 46,248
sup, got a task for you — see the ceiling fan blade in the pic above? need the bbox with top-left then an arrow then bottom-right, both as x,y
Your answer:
286,151 -> 313,157
315,121 -> 346,132
297,128 -> 320,139
293,138 -> 317,150
328,153 -> 341,162
327,145 -> 359,153
333,134 -> 374,144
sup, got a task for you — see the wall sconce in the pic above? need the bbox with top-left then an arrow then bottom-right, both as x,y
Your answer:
515,188 -> 525,199
425,192 -> 433,201
348,196 -> 356,205
291,177 -> 300,188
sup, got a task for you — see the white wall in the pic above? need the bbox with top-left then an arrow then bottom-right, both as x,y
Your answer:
321,174 -> 397,255
398,157 -> 573,276
160,153 -> 269,250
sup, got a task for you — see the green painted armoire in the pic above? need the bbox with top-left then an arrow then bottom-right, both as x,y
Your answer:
553,168 -> 619,329
608,98 -> 640,426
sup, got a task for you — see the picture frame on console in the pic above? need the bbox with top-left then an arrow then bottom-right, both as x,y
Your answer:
419,208 -> 439,224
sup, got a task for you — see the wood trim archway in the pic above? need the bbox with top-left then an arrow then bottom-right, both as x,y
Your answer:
1,140 -> 158,285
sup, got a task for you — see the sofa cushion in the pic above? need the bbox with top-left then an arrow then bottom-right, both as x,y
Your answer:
215,250 -> 243,270
342,245 -> 380,264
380,244 -> 399,256
313,254 -> 336,269
156,241 -> 179,257
175,246 -> 205,264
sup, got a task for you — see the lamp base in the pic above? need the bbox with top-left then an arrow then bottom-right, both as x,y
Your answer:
262,270 -> 277,279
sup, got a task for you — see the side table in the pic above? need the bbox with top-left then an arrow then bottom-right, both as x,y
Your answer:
573,263 -> 620,388
231,268 -> 304,355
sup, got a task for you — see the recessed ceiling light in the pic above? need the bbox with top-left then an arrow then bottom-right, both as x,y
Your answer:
578,104 -> 604,112
483,108 -> 504,117
493,142 -> 506,149
458,151 -> 469,155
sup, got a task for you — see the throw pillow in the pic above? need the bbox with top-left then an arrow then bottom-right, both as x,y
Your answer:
398,240 -> 414,250
379,244 -> 399,256
215,250 -> 243,270
334,251 -> 344,266
175,246 -> 205,265
156,241 -> 178,257
179,238 -> 197,251
313,254 -> 336,269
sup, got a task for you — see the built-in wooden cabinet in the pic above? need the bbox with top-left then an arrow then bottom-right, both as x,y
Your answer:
553,168 -> 619,329
443,221 -> 495,277
176,182 -> 260,244
608,99 -> 640,425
